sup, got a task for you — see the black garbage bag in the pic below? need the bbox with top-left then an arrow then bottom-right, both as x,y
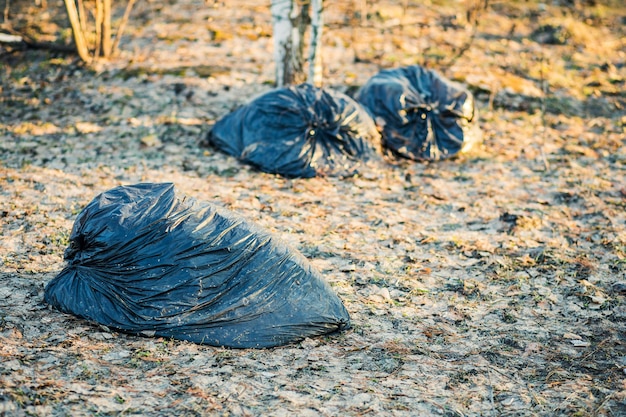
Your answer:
207,83 -> 382,178
44,183 -> 350,348
356,65 -> 481,161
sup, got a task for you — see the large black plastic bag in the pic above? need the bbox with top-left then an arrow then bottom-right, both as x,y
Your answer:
44,183 -> 350,348
207,83 -> 382,178
356,65 -> 481,161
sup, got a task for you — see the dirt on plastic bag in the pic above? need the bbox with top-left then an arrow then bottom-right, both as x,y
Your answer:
207,83 -> 382,178
44,183 -> 350,348
356,65 -> 481,161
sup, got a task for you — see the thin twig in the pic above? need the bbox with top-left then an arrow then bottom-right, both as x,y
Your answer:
102,0 -> 112,57
594,392 -> 615,415
441,31 -> 477,70
111,0 -> 136,56
441,0 -> 489,70
3,0 -> 9,23
486,367 -> 497,417
77,0 -> 87,38
570,337 -> 612,371
538,51 -> 551,172
552,390 -> 579,414
486,364 -> 544,411
94,0 -> 103,60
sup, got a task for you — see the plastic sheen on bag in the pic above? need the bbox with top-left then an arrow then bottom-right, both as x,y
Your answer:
207,83 -> 382,178
356,65 -> 481,161
44,183 -> 350,348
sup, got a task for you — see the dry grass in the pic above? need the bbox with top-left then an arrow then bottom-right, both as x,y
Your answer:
1,0 -> 625,416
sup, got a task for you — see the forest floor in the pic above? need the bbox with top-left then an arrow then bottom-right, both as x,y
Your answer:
1,0 -> 625,416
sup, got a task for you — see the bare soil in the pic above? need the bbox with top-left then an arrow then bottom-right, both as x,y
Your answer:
1,0 -> 625,416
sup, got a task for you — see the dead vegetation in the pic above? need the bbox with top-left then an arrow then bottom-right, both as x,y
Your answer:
1,0 -> 625,416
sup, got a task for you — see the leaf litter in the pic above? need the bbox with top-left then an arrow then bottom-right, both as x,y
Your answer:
1,0 -> 625,416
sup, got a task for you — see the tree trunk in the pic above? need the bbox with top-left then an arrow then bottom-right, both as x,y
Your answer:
102,0 -> 112,57
62,0 -> 90,62
308,0 -> 323,86
271,0 -> 308,87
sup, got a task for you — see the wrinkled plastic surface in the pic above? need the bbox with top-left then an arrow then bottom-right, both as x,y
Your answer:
44,183 -> 350,348
356,65 -> 481,161
208,83 -> 382,178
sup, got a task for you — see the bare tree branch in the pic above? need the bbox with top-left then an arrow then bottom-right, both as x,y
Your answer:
111,0 -> 136,56
94,0 -> 103,60
77,0 -> 87,36
63,0 -> 90,62
102,0 -> 112,57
